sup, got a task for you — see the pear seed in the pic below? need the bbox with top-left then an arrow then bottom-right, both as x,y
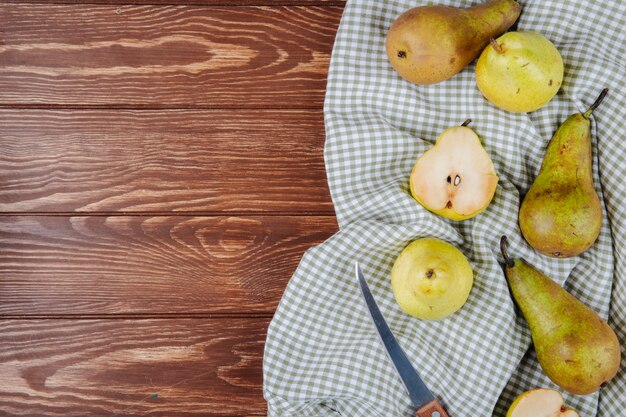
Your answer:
454,175 -> 461,186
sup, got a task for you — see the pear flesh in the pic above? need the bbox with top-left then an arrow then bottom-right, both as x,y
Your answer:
386,0 -> 521,85
410,125 -> 499,221
500,237 -> 621,395
519,90 -> 607,257
507,388 -> 578,417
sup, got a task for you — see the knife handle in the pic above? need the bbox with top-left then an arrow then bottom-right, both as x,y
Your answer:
415,399 -> 449,417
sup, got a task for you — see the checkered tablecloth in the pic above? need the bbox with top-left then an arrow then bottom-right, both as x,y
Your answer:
263,1 -> 626,415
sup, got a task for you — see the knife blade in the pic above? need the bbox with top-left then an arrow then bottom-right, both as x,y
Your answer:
355,262 -> 450,417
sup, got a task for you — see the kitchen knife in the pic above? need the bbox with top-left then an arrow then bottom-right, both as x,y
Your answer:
355,262 -> 450,417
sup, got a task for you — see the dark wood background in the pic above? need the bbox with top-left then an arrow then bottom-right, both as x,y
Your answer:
0,2 -> 343,415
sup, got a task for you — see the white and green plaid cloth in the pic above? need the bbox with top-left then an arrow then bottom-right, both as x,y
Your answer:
263,1 -> 626,415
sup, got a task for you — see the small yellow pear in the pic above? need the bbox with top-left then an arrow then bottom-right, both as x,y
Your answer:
476,31 -> 564,112
391,238 -> 473,320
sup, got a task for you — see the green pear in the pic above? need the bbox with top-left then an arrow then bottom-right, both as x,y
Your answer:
386,0 -> 521,85
500,236 -> 621,395
476,31 -> 564,112
519,89 -> 608,258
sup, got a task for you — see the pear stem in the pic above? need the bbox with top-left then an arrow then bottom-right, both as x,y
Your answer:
583,88 -> 609,119
490,38 -> 504,54
461,119 -> 472,127
500,236 -> 514,268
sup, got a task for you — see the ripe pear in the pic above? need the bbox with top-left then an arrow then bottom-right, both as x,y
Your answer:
500,236 -> 621,395
506,388 -> 578,417
410,121 -> 499,221
476,31 -> 564,112
519,89 -> 607,258
386,0 -> 521,85
391,237 -> 473,320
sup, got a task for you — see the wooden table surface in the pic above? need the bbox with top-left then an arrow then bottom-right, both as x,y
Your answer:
0,1 -> 343,415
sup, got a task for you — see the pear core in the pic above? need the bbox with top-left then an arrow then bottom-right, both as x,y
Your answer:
410,126 -> 498,220
507,388 -> 579,417
391,237 -> 473,320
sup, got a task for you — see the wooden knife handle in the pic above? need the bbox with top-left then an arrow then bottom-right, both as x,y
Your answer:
415,399 -> 449,417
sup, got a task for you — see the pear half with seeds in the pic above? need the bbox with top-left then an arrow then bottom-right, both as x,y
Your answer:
507,388 -> 579,417
410,124 -> 498,220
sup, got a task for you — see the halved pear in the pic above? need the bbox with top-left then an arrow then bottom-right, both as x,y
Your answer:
507,389 -> 579,417
409,126 -> 498,220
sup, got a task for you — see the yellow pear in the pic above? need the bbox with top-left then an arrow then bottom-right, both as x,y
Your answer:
391,237 -> 473,320
476,31 -> 564,112
409,123 -> 499,221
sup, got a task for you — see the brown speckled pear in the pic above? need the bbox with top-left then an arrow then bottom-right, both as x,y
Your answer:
500,237 -> 621,395
519,89 -> 608,258
386,0 -> 521,85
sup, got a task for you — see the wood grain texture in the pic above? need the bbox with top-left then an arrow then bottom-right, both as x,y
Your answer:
0,215 -> 338,316
1,4 -> 343,415
0,109 -> 333,213
0,4 -> 342,107
0,318 -> 269,416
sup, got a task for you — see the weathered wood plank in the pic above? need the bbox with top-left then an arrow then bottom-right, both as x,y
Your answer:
0,4 -> 342,107
0,109 -> 333,213
0,215 -> 338,315
0,318 -> 269,416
